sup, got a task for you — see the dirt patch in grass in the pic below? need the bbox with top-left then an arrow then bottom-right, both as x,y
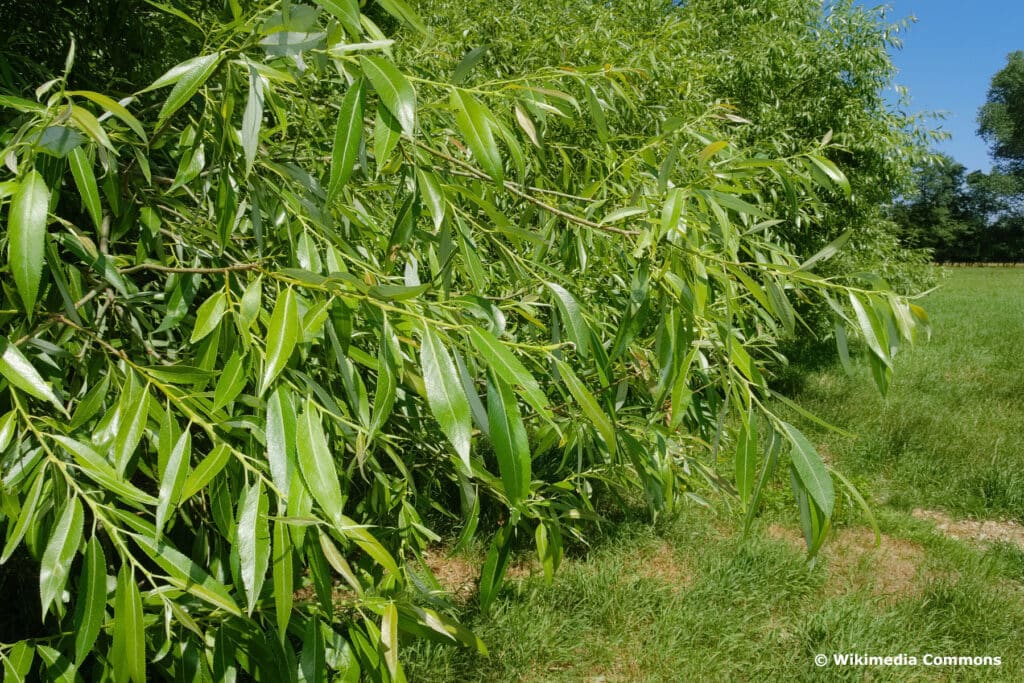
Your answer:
912,508 -> 1024,549
422,549 -> 478,602
618,540 -> 692,591
768,525 -> 927,601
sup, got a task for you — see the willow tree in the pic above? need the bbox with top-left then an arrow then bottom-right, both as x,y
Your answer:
0,0 -> 927,680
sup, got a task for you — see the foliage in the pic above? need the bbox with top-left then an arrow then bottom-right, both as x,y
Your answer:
979,50 -> 1024,174
891,155 -> 1024,262
0,0 -> 928,679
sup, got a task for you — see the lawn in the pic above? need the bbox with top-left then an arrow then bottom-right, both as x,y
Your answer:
406,267 -> 1024,682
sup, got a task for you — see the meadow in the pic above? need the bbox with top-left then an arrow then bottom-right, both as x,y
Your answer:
407,267 -> 1024,682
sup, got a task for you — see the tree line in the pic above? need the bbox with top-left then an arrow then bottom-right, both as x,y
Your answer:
892,51 -> 1024,263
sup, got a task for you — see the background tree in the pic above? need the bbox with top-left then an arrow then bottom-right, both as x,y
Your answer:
979,50 -> 1024,175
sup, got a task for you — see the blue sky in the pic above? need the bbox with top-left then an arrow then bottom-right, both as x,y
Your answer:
879,1 -> 1024,172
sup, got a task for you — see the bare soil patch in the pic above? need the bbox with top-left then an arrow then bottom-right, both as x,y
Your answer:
768,525 -> 927,600
619,540 -> 692,591
912,508 -> 1024,549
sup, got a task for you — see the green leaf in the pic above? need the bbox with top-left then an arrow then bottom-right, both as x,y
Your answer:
360,56 -> 416,136
368,334 -> 397,441
213,350 -> 248,411
113,377 -> 150,476
73,537 -> 107,665
297,399 -> 346,528
2,641 -> 34,682
381,602 -> 399,680
66,90 -> 147,141
478,525 -> 512,613
152,52 -> 223,123
8,169 -> 49,312
800,230 -> 852,271
416,168 -> 446,230
36,645 -> 78,683
129,532 -> 240,615
807,154 -> 851,198
779,421 -> 835,517
375,0 -> 427,33
486,373 -> 531,504
0,409 -> 15,452
190,290 -> 227,343
601,206 -> 646,224
273,520 -> 294,640
37,125 -> 86,157
0,337 -> 63,411
453,45 -> 491,84
40,497 -> 83,617
545,282 -> 590,359
181,443 -> 231,502
68,147 -> 102,231
554,359 -> 616,457
241,66 -> 264,177
156,430 -> 191,536
329,78 -> 364,201
237,480 -> 271,614
468,327 -> 552,423
261,287 -> 299,394
451,89 -> 503,183
1,465 -> 46,563
735,419 -> 757,510
420,325 -> 473,470
112,565 -> 146,683
313,0 -> 361,36
50,435 -> 158,506
266,386 -> 296,504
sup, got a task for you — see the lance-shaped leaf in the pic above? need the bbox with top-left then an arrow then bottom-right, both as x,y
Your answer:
360,56 -> 416,136
297,400 -> 346,528
266,386 -> 296,504
190,290 -> 227,343
8,169 -> 49,312
420,325 -> 473,470
112,565 -> 146,683
313,0 -> 361,36
554,359 -> 616,457
39,497 -> 83,616
156,430 -> 191,536
150,52 -> 223,124
0,336 -> 63,411
468,327 -> 552,423
261,287 -> 299,394
68,147 -> 102,231
451,89 -> 503,183
241,66 -> 265,176
237,480 -> 271,614
545,282 -> 591,359
779,421 -> 834,517
486,373 -> 531,504
73,537 -> 107,665
273,520 -> 294,639
329,78 -> 364,201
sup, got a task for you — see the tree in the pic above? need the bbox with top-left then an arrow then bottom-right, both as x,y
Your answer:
979,50 -> 1024,174
0,1 -> 928,679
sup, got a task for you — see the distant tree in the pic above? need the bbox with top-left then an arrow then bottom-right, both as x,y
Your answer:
979,50 -> 1024,174
890,156 -> 974,260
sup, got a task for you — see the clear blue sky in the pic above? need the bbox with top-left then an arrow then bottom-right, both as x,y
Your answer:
878,1 -> 1024,172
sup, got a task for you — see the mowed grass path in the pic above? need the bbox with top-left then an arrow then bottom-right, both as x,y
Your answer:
408,268 -> 1024,682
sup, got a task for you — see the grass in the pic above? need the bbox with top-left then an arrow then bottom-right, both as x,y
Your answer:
406,268 -> 1024,681
786,267 -> 1024,522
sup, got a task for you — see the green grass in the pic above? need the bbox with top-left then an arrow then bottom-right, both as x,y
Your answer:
406,268 -> 1024,682
787,267 -> 1024,521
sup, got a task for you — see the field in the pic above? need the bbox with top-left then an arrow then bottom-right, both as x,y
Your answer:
407,268 -> 1024,681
